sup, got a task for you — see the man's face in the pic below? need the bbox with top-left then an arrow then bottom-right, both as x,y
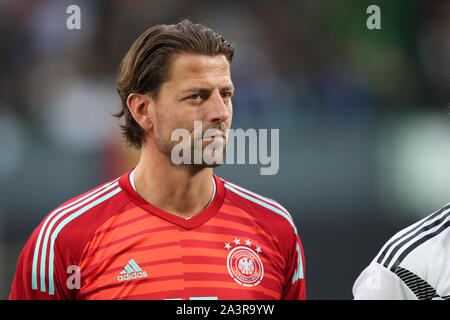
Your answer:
150,53 -> 234,169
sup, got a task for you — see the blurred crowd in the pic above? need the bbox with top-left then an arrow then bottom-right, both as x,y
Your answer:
1,0 -> 448,176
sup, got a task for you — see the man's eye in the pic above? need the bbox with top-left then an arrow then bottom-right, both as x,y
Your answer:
188,94 -> 202,101
221,92 -> 233,99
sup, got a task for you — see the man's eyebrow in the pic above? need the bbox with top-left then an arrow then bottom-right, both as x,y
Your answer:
182,85 -> 235,93
221,85 -> 235,91
182,87 -> 209,93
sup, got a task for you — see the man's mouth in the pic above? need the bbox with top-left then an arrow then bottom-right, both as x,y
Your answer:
202,130 -> 226,142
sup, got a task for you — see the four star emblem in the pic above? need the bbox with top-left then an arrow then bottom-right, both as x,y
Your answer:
225,238 -> 262,254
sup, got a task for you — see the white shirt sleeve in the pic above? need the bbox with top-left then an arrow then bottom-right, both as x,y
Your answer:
352,262 -> 418,300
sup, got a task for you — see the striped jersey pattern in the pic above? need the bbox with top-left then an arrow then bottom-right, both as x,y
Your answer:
375,203 -> 450,272
9,170 -> 305,300
355,203 -> 450,300
393,267 -> 440,300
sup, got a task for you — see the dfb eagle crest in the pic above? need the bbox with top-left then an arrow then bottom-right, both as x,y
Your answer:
238,257 -> 255,275
224,238 -> 264,287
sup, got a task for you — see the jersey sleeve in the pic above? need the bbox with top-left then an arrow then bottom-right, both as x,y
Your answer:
281,231 -> 306,300
352,261 -> 417,300
9,226 -> 74,300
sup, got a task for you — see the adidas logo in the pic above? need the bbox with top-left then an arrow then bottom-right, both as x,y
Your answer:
117,259 -> 148,282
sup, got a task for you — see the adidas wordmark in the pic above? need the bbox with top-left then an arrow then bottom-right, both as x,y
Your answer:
117,259 -> 148,282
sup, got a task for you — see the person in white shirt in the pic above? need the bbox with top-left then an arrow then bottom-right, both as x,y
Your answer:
353,204 -> 450,300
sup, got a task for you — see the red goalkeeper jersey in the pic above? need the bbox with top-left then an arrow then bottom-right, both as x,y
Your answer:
9,169 -> 305,300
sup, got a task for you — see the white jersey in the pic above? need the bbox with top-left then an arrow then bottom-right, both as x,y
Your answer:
353,204 -> 450,300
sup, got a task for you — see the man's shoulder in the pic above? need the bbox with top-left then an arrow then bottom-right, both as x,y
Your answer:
373,203 -> 450,284
218,176 -> 299,237
354,203 -> 450,300
14,174 -> 132,298
34,175 -> 129,247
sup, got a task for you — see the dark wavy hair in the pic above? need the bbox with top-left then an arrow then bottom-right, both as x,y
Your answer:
114,19 -> 235,149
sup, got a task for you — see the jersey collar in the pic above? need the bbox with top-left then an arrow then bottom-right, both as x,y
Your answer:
118,168 -> 224,230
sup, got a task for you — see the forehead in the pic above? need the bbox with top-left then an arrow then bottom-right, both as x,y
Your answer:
166,53 -> 232,89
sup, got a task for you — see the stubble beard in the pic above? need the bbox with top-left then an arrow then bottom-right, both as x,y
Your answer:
154,127 -> 227,175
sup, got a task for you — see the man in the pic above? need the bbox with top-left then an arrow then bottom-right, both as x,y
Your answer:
9,19 -> 305,300
353,204 -> 450,300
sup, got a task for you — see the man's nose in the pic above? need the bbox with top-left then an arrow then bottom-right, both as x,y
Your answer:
206,90 -> 231,123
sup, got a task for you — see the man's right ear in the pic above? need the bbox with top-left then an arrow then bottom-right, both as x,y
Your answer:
127,93 -> 153,132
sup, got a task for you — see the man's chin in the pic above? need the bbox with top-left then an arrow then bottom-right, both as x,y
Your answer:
189,155 -> 225,169
171,161 -> 223,175
200,161 -> 223,169
182,151 -> 226,170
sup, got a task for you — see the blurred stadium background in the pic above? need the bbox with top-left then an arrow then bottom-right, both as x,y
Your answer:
0,0 -> 449,299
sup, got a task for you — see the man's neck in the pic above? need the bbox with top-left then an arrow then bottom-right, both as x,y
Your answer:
132,148 -> 215,219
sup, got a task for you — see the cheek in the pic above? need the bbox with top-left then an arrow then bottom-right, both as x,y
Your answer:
153,111 -> 165,133
226,104 -> 233,125
155,111 -> 194,139
154,111 -> 174,141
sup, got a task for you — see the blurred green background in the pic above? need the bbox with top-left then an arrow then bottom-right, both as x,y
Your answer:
0,0 -> 449,299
